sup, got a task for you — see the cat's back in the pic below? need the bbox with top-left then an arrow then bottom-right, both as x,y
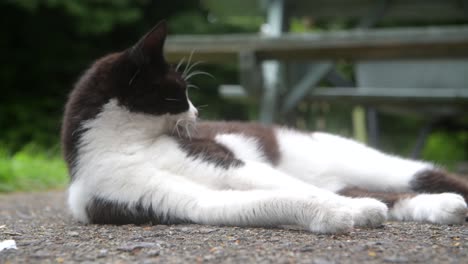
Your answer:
61,53 -> 122,172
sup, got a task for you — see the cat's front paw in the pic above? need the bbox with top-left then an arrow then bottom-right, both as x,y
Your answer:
306,204 -> 354,234
414,193 -> 467,224
349,198 -> 388,227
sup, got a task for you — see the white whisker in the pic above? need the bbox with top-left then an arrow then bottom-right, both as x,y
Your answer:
129,68 -> 141,86
184,122 -> 192,141
175,57 -> 186,72
172,119 -> 185,138
183,50 -> 196,77
184,61 -> 204,78
187,84 -> 200,90
185,71 -> 215,81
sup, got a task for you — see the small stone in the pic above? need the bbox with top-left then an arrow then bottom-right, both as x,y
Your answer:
97,249 -> 108,258
383,256 -> 409,263
312,258 -> 334,264
178,227 -> 191,233
117,242 -> 160,252
154,225 -> 169,229
146,249 -> 161,257
67,231 -> 79,237
31,251 -> 51,259
4,232 -> 22,236
203,255 -> 215,260
199,227 -> 219,234
299,246 -> 314,252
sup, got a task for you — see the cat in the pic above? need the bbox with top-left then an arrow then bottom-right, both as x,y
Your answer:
61,21 -> 468,234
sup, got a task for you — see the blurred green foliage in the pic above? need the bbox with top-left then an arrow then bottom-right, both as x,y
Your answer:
9,0 -> 142,34
0,143 -> 67,192
0,0 -> 256,192
0,0 -> 253,152
423,132 -> 468,170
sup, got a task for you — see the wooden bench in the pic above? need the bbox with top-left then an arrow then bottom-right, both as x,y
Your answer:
167,26 -> 468,63
166,25 -> 468,111
166,0 -> 468,156
166,25 -> 468,156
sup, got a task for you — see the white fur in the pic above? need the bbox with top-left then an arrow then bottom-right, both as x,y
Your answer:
68,99 -> 462,233
390,193 -> 467,224
215,134 -> 269,164
274,129 -> 433,192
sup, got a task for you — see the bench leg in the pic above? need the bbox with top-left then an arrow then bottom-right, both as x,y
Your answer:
411,121 -> 436,159
367,107 -> 380,148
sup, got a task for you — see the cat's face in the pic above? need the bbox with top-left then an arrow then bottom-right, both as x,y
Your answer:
112,21 -> 197,121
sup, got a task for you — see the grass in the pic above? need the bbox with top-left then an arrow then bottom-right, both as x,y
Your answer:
0,144 -> 68,192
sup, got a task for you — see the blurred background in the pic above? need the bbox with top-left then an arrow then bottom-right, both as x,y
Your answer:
1,0 -> 467,192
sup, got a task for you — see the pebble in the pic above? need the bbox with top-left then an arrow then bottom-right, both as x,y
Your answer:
117,242 -> 160,252
97,249 -> 108,258
383,256 -> 410,263
146,249 -> 161,257
312,257 -> 335,264
198,227 -> 219,234
67,231 -> 79,237
299,246 -> 314,252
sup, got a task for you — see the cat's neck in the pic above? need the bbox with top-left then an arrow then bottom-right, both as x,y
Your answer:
81,99 -> 173,147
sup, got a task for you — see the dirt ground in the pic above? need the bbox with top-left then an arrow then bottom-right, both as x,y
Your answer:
1,191 -> 467,264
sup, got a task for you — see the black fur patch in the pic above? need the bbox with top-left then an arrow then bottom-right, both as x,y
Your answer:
193,121 -> 281,165
177,137 -> 245,169
86,196 -> 189,225
61,54 -> 121,179
411,169 -> 468,202
338,187 -> 415,208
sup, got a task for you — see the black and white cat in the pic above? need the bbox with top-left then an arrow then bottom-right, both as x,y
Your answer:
62,21 -> 468,233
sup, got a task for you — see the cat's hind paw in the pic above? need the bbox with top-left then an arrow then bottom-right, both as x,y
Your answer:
349,198 -> 388,227
391,193 -> 467,225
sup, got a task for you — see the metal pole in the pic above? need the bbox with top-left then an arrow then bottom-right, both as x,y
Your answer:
259,0 -> 284,123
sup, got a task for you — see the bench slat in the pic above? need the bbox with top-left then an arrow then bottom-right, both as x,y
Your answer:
166,26 -> 468,63
308,87 -> 468,107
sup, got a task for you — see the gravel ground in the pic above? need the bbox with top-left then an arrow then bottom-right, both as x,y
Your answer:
1,191 -> 467,263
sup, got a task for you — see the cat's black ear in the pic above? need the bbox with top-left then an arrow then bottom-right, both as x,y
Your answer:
130,20 -> 168,65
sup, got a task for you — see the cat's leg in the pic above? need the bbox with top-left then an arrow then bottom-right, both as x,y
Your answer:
191,160 -> 388,228
70,170 -> 357,233
176,136 -> 388,228
190,188 -> 355,233
339,187 -> 467,224
411,170 -> 468,202
275,129 -> 468,224
275,129 -> 431,192
276,129 -> 468,198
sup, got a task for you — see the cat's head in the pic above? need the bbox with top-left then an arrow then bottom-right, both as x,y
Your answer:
62,21 -> 199,168
110,21 -> 198,121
